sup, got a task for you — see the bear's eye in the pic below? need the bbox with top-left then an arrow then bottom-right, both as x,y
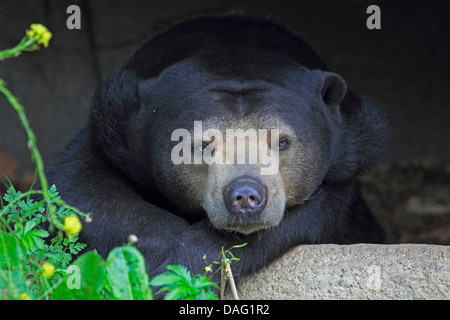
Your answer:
199,141 -> 209,152
278,137 -> 289,150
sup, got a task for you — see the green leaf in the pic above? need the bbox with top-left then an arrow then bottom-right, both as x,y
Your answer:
0,231 -> 26,268
149,272 -> 184,287
3,187 -> 20,203
229,243 -> 247,249
19,228 -> 49,253
164,285 -> 190,300
32,229 -> 49,238
149,265 -> 191,289
33,235 -> 45,250
228,251 -> 239,261
60,252 -> 72,268
23,220 -> 36,233
195,290 -> 219,300
0,265 -> 28,297
48,184 -> 58,196
105,246 -> 153,300
193,275 -> 219,290
166,264 -> 192,284
149,265 -> 218,300
51,251 -> 105,300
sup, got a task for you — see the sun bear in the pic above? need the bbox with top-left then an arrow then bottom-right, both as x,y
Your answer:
45,14 -> 391,283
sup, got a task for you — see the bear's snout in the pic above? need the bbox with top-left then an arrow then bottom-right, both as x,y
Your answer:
223,176 -> 268,216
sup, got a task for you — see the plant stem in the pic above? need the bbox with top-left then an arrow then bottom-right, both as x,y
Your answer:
0,37 -> 37,60
0,79 -> 53,212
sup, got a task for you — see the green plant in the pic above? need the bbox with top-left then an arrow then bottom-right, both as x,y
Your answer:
51,245 -> 153,300
0,23 -> 52,60
0,183 -> 88,299
150,265 -> 219,300
218,244 -> 247,300
0,24 -> 94,300
151,243 -> 247,300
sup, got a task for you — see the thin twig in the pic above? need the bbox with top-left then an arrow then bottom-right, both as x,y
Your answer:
220,261 -> 226,300
225,259 -> 239,300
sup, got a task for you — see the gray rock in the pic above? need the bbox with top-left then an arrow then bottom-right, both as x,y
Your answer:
229,244 -> 449,300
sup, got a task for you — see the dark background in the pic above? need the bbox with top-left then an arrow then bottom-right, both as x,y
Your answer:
0,0 -> 449,244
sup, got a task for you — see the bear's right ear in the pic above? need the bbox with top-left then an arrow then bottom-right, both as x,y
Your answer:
313,70 -> 348,106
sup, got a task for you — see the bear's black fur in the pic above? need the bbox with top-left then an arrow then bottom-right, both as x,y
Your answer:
44,14 -> 391,284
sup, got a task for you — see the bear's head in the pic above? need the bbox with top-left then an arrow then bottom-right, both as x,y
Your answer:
88,15 -> 387,235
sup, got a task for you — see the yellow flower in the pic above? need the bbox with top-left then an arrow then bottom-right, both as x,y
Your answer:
26,23 -> 52,47
19,292 -> 31,300
204,266 -> 212,273
63,215 -> 82,239
42,262 -> 55,278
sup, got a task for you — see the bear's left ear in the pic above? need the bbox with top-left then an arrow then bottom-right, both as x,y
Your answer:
138,77 -> 157,107
314,70 -> 348,106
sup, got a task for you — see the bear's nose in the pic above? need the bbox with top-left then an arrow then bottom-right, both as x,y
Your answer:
223,177 -> 267,215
